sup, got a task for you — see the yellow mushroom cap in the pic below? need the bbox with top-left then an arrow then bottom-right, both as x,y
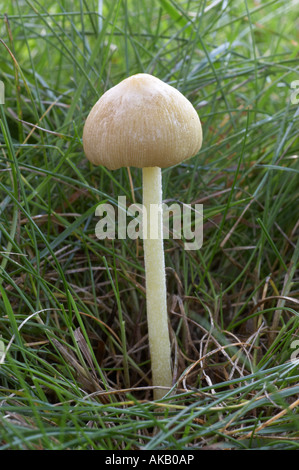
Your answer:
83,73 -> 202,170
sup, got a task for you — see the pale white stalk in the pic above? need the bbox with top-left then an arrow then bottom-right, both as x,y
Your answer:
142,166 -> 172,400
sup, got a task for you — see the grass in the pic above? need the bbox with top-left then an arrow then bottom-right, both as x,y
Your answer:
0,0 -> 298,450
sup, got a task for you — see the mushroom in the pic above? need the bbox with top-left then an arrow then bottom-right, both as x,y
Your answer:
83,73 -> 202,400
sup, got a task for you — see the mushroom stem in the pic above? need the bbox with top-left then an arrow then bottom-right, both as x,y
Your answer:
142,166 -> 172,400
